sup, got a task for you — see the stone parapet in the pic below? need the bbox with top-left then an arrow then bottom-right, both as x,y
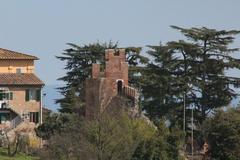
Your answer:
92,64 -> 100,79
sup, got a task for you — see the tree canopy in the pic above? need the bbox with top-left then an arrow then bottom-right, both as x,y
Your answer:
203,108 -> 240,159
141,26 -> 240,127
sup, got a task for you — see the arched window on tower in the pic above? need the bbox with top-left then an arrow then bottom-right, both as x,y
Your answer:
117,80 -> 123,94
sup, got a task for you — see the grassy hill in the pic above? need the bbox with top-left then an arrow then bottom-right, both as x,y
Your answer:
0,148 -> 39,160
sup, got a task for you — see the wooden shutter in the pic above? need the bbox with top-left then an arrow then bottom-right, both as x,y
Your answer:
5,93 -> 9,100
25,89 -> 29,101
30,112 -> 39,123
10,92 -> 13,100
36,112 -> 39,123
36,89 -> 41,101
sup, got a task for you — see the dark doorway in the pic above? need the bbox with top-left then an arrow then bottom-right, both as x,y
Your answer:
30,112 -> 39,123
117,80 -> 123,94
0,113 -> 10,124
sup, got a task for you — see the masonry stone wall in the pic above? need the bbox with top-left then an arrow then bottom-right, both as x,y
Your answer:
85,78 -> 114,118
92,64 -> 100,79
105,49 -> 128,87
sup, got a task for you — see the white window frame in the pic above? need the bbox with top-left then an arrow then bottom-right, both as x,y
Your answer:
16,68 -> 22,74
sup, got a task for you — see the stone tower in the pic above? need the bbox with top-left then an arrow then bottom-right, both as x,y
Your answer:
92,49 -> 128,92
85,49 -> 138,118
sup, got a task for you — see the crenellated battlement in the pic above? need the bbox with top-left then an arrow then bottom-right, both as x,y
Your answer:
105,49 -> 125,61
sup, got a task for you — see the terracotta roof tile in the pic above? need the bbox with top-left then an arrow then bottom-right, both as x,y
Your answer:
0,48 -> 38,60
0,73 -> 44,86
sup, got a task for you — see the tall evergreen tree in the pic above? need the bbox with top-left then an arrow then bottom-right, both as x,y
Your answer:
171,26 -> 240,121
142,26 -> 240,125
141,44 -> 186,123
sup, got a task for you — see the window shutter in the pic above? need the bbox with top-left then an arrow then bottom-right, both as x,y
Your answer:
36,89 -> 41,101
10,92 -> 13,100
25,89 -> 29,101
5,93 -> 9,100
36,112 -> 39,123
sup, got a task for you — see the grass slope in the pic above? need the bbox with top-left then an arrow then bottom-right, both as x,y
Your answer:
0,148 -> 39,160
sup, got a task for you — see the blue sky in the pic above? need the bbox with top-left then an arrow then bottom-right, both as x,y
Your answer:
0,0 -> 240,85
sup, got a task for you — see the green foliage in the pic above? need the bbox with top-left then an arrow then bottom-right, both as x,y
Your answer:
132,120 -> 184,160
57,87 -> 79,113
0,147 -> 39,160
142,26 -> 240,127
39,110 -> 155,160
203,108 -> 240,159
35,113 -> 72,140
141,44 -> 186,122
171,26 -> 240,121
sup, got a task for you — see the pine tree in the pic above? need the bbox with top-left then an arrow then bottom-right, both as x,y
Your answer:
57,87 -> 78,113
142,26 -> 240,125
141,44 -> 186,123
171,26 -> 240,121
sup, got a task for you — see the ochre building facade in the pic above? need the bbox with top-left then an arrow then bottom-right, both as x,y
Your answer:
0,48 -> 44,130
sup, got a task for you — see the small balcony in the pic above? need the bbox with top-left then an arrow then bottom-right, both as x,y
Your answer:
0,100 -> 9,109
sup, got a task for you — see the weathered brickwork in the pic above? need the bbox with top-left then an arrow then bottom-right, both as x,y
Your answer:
92,64 -> 100,79
91,49 -> 128,94
105,49 -> 128,86
85,49 -> 138,118
85,78 -> 113,117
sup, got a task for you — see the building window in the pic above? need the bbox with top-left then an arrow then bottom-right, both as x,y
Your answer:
0,91 -> 13,100
16,68 -> 22,74
29,112 -> 39,123
29,89 -> 37,100
25,89 -> 41,101
0,113 -> 10,124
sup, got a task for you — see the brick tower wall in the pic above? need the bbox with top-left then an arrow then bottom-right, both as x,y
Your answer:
85,49 -> 129,117
105,49 -> 128,94
85,78 -> 115,118
92,64 -> 100,79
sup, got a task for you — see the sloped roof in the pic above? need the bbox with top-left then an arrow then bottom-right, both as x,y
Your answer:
0,73 -> 44,86
0,48 -> 38,60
